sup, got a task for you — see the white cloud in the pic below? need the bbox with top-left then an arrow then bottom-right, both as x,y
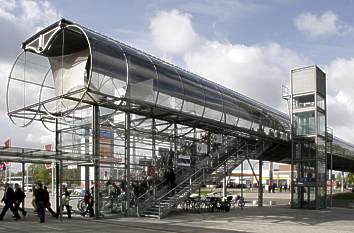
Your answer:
0,0 -> 61,62
150,9 -> 308,111
0,62 -> 12,113
149,9 -> 354,143
0,0 -> 60,149
25,131 -> 54,146
149,9 -> 200,56
294,11 -> 352,38
0,0 -> 61,30
325,58 -> 354,142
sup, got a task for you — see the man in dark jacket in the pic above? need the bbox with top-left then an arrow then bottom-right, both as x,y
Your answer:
43,186 -> 57,218
0,183 -> 20,220
14,183 -> 27,217
35,183 -> 46,223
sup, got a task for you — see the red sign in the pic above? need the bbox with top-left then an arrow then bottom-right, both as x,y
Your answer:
4,138 -> 11,148
44,144 -> 52,151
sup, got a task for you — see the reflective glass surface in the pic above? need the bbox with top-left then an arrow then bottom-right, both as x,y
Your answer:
152,59 -> 183,111
178,70 -> 205,116
121,45 -> 157,103
84,29 -> 127,99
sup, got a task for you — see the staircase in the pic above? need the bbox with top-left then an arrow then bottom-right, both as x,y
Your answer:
136,137 -> 273,218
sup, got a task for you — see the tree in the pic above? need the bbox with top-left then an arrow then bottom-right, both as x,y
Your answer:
62,168 -> 80,187
32,164 -> 51,185
347,173 -> 354,186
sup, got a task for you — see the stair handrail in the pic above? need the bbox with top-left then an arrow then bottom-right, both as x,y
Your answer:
136,167 -> 187,212
157,170 -> 204,217
137,136 -> 252,217
137,136 -> 241,212
155,168 -> 203,203
153,138 -> 275,218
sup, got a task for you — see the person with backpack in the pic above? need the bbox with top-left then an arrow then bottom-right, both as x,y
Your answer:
14,183 -> 27,217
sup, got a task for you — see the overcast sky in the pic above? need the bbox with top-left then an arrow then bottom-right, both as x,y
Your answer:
1,0 -> 354,148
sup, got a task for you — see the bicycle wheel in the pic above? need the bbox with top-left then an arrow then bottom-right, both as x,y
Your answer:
77,199 -> 86,212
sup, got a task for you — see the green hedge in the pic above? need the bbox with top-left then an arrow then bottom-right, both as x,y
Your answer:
332,192 -> 354,200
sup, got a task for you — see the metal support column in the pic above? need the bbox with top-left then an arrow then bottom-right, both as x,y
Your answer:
330,142 -> 333,207
59,156 -> 63,220
21,162 -> 25,209
174,123 -> 178,169
341,171 -> 344,192
85,128 -> 90,191
269,162 -> 273,193
125,112 -> 131,216
55,119 -> 61,216
152,118 -> 156,200
241,160 -> 244,197
93,105 -> 100,219
258,158 -> 263,207
223,162 -> 227,197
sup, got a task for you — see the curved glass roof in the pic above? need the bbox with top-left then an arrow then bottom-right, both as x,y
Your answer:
6,19 -> 290,140
6,19 -> 354,163
82,21 -> 290,139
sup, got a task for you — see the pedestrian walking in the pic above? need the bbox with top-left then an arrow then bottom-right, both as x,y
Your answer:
284,184 -> 288,192
83,189 -> 94,217
44,186 -> 57,218
35,183 -> 46,223
32,185 -> 37,212
0,183 -> 20,220
14,183 -> 27,217
62,186 -> 71,218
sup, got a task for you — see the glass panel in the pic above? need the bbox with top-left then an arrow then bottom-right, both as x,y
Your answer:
122,46 -> 157,103
84,30 -> 127,99
201,79 -> 223,122
237,118 -> 252,129
179,71 -> 204,116
45,29 -> 89,115
225,114 -> 237,125
317,112 -> 325,137
292,67 -> 315,95
293,94 -> 315,109
316,94 -> 325,110
153,59 -> 183,111
7,51 -> 51,126
251,122 -> 260,132
295,111 -> 315,135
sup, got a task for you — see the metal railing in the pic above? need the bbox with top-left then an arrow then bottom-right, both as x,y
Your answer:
136,137 -> 273,218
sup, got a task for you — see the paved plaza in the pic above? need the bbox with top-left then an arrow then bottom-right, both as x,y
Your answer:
0,204 -> 353,233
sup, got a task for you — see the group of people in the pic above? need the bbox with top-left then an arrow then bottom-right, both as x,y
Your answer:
268,183 -> 288,193
0,182 -> 72,223
0,183 -> 26,221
